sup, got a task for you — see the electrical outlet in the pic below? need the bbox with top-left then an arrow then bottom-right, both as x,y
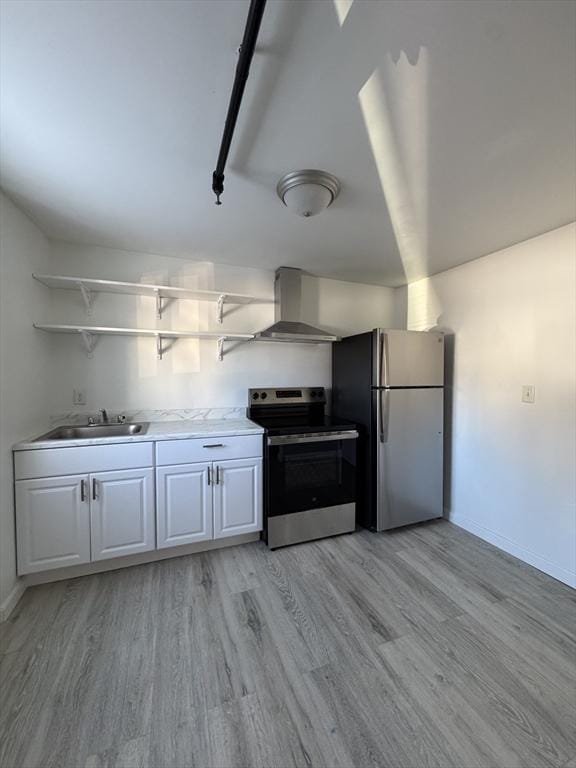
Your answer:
521,385 -> 535,404
73,388 -> 87,406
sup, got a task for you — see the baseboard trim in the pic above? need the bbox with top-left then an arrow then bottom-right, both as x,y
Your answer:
449,513 -> 576,588
22,532 -> 260,586
0,580 -> 26,622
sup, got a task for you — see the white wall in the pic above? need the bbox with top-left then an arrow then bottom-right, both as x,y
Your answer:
47,242 -> 396,413
0,193 -> 53,616
395,224 -> 576,587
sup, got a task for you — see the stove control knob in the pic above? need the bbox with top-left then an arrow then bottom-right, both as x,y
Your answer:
252,392 -> 259,400
260,392 -> 268,400
311,391 -> 317,398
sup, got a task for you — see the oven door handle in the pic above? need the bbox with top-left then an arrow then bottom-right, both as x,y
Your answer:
267,431 -> 358,446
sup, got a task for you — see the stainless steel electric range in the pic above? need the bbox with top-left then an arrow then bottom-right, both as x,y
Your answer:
248,387 -> 359,549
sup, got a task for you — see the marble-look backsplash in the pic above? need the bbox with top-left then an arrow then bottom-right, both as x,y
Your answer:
50,407 -> 247,426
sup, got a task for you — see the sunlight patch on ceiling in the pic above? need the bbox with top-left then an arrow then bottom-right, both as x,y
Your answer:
358,50 -> 430,284
333,0 -> 354,27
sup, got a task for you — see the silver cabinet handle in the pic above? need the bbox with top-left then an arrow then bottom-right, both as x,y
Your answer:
92,477 -> 98,500
203,443 -> 224,448
207,467 -> 211,486
217,466 -> 223,485
80,479 -> 87,502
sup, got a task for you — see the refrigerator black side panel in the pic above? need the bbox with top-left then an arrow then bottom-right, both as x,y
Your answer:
332,331 -> 376,529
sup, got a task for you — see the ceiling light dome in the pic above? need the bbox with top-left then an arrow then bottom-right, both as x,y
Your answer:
277,170 -> 341,217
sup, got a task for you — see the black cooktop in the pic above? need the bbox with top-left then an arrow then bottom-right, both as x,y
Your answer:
247,387 -> 356,436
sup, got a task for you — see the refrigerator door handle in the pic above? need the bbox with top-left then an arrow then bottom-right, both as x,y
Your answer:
378,389 -> 390,443
378,331 -> 384,387
379,389 -> 390,443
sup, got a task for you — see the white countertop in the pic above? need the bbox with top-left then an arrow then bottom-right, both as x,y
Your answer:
14,418 -> 264,451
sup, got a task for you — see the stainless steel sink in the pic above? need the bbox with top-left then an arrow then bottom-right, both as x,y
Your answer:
35,423 -> 149,441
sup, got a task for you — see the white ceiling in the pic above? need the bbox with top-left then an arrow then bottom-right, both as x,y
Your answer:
1,0 -> 574,286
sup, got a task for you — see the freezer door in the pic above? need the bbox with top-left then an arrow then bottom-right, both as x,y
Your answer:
374,330 -> 444,387
375,387 -> 443,530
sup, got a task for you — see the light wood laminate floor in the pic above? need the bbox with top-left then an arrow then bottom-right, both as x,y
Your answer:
1,520 -> 575,768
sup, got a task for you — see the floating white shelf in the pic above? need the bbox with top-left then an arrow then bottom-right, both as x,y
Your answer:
33,274 -> 268,323
34,324 -> 254,361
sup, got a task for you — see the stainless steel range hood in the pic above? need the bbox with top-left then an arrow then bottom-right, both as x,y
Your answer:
256,267 -> 340,343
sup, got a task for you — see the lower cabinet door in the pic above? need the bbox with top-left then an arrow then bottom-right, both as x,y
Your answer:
15,475 -> 90,574
213,458 -> 262,539
156,463 -> 212,548
90,468 -> 155,561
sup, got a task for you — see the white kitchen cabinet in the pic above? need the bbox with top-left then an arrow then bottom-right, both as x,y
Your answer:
156,463 -> 212,548
14,430 -> 262,578
90,468 -> 155,561
15,475 -> 91,574
157,457 -> 262,546
213,458 -> 262,539
16,466 -> 154,573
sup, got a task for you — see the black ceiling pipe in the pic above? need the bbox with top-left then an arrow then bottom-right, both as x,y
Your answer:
212,0 -> 267,205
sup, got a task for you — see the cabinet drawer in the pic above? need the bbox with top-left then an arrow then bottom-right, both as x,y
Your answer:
156,435 -> 262,466
14,442 -> 154,480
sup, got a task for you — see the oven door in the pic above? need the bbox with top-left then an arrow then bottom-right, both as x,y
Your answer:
266,431 -> 358,517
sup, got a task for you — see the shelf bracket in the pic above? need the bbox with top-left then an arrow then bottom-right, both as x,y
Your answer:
217,294 -> 226,324
79,330 -> 97,358
77,282 -> 94,315
154,289 -> 164,320
156,335 -> 164,360
217,337 -> 225,361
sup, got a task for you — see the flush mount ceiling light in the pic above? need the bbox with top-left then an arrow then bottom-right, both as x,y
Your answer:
276,170 -> 341,218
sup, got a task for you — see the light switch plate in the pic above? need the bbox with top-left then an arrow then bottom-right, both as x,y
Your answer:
73,388 -> 87,406
521,385 -> 535,404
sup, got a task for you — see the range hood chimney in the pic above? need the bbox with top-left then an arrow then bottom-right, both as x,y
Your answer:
256,267 -> 340,343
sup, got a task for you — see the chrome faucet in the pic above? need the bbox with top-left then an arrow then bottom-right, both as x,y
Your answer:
99,409 -> 109,424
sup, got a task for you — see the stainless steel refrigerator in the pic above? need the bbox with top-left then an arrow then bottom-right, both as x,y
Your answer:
332,329 -> 444,531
